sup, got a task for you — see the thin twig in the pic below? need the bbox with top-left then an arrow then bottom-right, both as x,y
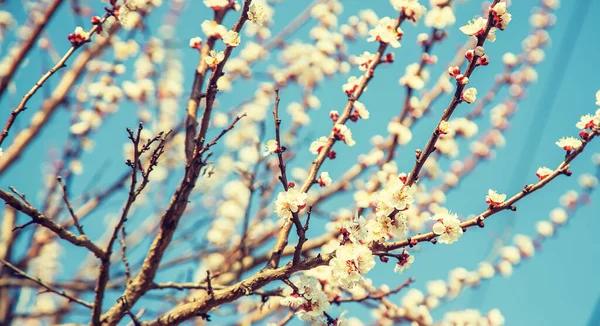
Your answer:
0,257 -> 93,308
120,226 -> 131,282
333,278 -> 414,304
57,176 -> 85,235
206,270 -> 214,299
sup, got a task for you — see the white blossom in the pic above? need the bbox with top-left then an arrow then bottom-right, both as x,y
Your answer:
318,172 -> 332,187
535,166 -> 553,180
461,87 -> 477,104
262,139 -> 278,156
486,189 -> 506,207
310,136 -> 329,154
274,188 -> 307,219
393,251 -> 414,273
223,30 -> 240,47
431,211 -> 463,244
204,50 -> 225,67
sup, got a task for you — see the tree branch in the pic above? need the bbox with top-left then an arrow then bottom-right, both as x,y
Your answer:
0,190 -> 106,259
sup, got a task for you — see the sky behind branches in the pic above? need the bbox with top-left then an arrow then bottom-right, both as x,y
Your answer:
1,0 -> 600,324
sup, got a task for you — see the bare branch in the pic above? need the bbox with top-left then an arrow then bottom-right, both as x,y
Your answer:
0,189 -> 106,259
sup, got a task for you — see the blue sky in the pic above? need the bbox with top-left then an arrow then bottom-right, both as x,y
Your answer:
1,0 -> 600,325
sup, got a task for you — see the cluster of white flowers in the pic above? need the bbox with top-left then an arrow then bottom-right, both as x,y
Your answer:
494,233 -> 536,278
459,2 -> 511,42
364,211 -> 409,242
280,275 -> 330,323
329,243 -> 376,289
274,187 -> 308,219
336,214 -> 369,244
375,175 -> 415,217
349,174 -> 416,244
367,17 -> 403,48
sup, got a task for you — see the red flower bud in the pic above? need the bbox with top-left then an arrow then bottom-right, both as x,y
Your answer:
327,150 -> 337,160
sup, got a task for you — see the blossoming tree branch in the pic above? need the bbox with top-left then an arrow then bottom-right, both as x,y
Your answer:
0,0 -> 598,325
